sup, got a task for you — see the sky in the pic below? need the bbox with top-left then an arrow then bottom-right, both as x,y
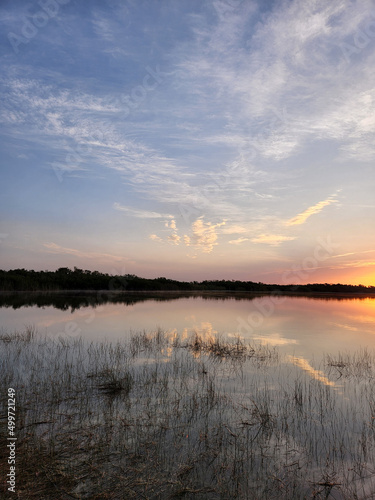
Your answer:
1,0 -> 375,285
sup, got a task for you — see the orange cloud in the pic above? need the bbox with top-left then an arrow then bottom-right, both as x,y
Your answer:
286,195 -> 338,226
184,217 -> 226,254
168,233 -> 181,245
150,217 -> 226,255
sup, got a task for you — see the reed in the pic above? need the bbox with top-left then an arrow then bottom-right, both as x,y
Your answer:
1,328 -> 375,498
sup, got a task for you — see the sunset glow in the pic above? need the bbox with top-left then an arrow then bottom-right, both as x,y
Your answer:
1,1 -> 374,285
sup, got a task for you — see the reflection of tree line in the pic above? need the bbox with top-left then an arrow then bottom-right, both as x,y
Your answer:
0,291 -> 267,311
0,292 -> 183,311
0,267 -> 374,297
0,290 -> 373,311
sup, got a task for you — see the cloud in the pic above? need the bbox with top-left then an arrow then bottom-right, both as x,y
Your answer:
149,234 -> 163,242
286,196 -> 338,226
149,217 -> 226,254
184,217 -> 226,254
168,234 -> 181,245
331,260 -> 375,270
1,76 -> 200,213
165,219 -> 177,229
43,242 -> 124,261
228,237 -> 250,245
221,224 -> 247,235
2,0 -> 375,278
329,322 -> 359,332
149,219 -> 182,247
114,203 -> 173,219
172,0 -> 375,166
251,234 -> 296,246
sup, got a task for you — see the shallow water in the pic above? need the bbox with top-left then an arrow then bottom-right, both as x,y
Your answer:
2,292 -> 375,498
1,292 -> 375,361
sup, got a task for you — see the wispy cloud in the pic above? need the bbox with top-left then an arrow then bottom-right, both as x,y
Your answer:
228,237 -> 250,245
251,234 -> 296,246
1,1 -> 374,279
149,234 -> 163,243
43,242 -> 125,261
172,0 -> 375,164
331,260 -> 375,270
329,322 -> 359,332
286,195 -> 338,226
113,203 -> 173,219
221,224 -> 247,235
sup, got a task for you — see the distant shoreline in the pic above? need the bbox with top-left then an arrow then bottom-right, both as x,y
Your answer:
1,268 -> 374,294
1,289 -> 375,297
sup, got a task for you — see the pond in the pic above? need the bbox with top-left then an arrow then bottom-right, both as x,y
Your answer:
1,291 -> 375,361
2,292 -> 375,498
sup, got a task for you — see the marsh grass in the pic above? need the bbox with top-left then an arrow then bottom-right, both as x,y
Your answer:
0,324 -> 36,343
325,348 -> 373,378
1,329 -> 375,498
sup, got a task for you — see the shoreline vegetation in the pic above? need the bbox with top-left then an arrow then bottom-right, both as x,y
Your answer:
0,268 -> 374,294
1,327 -> 375,499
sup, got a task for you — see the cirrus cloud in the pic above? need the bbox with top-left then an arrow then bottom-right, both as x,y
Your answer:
251,234 -> 296,246
114,203 -> 173,219
286,194 -> 339,226
228,237 -> 250,245
43,242 -> 125,261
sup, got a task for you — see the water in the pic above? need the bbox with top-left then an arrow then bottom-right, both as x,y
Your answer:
1,292 -> 375,360
2,292 -> 375,497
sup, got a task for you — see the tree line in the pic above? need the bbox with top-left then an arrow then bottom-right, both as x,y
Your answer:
0,267 -> 374,294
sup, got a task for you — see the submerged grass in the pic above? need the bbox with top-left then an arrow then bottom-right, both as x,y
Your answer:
1,328 -> 375,498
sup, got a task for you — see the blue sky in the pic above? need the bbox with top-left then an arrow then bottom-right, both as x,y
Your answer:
1,0 -> 375,284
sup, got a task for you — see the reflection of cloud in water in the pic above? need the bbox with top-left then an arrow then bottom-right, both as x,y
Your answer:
159,324 -> 219,358
196,321 -> 217,338
187,322 -> 218,358
184,321 -> 218,342
253,333 -> 297,346
161,345 -> 174,358
343,314 -> 375,325
160,328 -> 178,358
288,355 -> 335,387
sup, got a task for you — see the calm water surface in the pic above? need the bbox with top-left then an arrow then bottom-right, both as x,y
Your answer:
3,292 -> 375,496
1,292 -> 375,362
